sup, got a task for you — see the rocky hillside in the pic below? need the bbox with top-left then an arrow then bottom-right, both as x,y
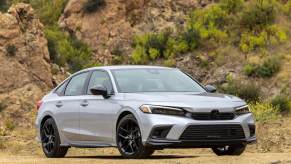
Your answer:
59,0 -> 199,64
0,3 -> 67,133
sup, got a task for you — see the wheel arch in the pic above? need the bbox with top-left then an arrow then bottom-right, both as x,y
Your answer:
116,111 -> 134,130
40,115 -> 54,128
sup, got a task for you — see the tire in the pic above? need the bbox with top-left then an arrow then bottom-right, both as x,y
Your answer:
116,114 -> 154,159
212,144 -> 246,156
40,118 -> 69,158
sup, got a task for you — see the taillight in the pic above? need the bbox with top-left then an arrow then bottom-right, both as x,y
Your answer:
36,100 -> 43,110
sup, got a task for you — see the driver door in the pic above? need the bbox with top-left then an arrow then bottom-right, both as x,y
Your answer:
79,70 -> 117,143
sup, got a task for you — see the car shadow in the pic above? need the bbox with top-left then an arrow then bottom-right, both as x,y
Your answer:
66,155 -> 198,159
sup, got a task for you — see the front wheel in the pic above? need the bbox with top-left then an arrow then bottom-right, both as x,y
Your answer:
212,144 -> 246,156
40,118 -> 68,158
116,114 -> 154,159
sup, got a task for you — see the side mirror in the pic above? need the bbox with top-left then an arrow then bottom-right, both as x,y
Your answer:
205,85 -> 217,93
90,85 -> 110,98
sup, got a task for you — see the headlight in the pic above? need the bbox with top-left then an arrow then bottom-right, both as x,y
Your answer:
140,105 -> 186,116
235,105 -> 250,115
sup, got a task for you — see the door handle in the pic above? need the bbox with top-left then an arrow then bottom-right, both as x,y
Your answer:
55,101 -> 63,108
80,100 -> 88,107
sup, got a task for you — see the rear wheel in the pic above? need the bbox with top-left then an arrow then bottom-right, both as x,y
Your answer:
40,118 -> 68,158
116,114 -> 154,159
212,144 -> 246,156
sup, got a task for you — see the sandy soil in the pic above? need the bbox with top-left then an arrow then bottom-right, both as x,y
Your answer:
0,151 -> 291,164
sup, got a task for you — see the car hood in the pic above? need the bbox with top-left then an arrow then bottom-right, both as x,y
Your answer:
123,92 -> 246,112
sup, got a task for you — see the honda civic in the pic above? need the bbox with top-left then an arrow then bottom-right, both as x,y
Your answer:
35,66 -> 256,158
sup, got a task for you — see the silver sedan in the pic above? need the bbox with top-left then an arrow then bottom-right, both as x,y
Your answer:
35,66 -> 256,158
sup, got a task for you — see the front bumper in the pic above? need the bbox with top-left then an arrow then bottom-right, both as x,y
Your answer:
145,136 -> 257,148
138,112 -> 256,147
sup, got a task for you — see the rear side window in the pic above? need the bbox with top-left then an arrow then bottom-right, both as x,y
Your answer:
55,80 -> 68,96
65,72 -> 89,96
87,71 -> 113,94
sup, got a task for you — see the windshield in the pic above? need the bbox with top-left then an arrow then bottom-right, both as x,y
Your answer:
111,68 -> 206,93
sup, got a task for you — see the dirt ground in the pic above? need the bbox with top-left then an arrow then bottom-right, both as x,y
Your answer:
0,152 -> 291,164
0,147 -> 291,164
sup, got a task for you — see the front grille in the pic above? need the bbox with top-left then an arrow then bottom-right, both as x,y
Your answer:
191,112 -> 235,120
180,124 -> 245,140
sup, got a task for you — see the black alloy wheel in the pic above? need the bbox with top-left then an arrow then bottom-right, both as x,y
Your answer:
116,114 -> 154,158
40,118 -> 68,158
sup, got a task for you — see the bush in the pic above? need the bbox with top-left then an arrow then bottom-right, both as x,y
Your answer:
0,0 -> 9,12
271,95 -> 291,113
222,78 -> 261,102
5,45 -> 17,57
249,102 -> 279,121
83,0 -> 106,13
239,31 -> 268,53
187,5 -> 227,44
257,56 -> 281,77
30,0 -> 67,26
163,59 -> 176,67
220,0 -> 243,14
179,29 -> 200,51
131,31 -> 174,64
240,0 -> 276,30
243,56 -> 281,78
243,64 -> 257,76
283,1 -> 291,19
45,26 -> 93,72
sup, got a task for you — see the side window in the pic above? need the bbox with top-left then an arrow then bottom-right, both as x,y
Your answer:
87,71 -> 113,95
65,72 -> 89,96
55,80 -> 68,96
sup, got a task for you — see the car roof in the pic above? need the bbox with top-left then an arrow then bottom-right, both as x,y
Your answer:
83,65 -> 174,71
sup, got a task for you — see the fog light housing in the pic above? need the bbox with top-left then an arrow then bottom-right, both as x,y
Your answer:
150,126 -> 172,139
248,124 -> 256,137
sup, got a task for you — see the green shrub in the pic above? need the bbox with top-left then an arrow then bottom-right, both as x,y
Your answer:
222,79 -> 261,102
83,0 -> 106,13
5,45 -> 17,57
283,1 -> 291,19
29,0 -> 67,26
44,26 -> 93,72
256,56 -> 281,77
239,31 -> 268,53
271,95 -> 291,113
179,29 -> 200,51
0,0 -> 9,12
220,0 -> 243,14
163,59 -> 176,67
249,102 -> 280,121
240,0 -> 276,30
131,31 -> 174,64
243,64 -> 257,76
243,56 -> 281,78
187,5 -> 227,44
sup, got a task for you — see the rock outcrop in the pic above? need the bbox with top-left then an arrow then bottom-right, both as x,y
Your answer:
58,0 -> 198,64
0,3 -> 53,128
